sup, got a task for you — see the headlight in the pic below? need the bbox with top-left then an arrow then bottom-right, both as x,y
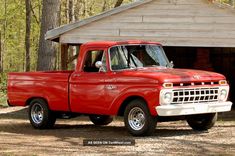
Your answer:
160,91 -> 173,105
219,89 -> 228,101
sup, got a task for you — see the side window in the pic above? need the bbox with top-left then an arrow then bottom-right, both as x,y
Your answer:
110,46 -> 128,70
83,50 -> 106,72
101,53 -> 107,72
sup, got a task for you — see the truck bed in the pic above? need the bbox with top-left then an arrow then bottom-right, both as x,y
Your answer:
7,71 -> 74,111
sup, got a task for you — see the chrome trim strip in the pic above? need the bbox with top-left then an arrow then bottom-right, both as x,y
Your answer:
172,87 -> 220,104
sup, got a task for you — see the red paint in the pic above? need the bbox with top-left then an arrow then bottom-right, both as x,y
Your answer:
7,40 -> 227,116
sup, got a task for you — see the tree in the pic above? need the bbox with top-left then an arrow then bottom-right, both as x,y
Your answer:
25,0 -> 31,71
114,0 -> 124,8
37,0 -> 60,71
0,31 -> 2,73
68,0 -> 77,69
68,0 -> 75,23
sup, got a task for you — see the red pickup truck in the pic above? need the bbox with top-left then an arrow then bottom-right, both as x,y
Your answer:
7,40 -> 232,136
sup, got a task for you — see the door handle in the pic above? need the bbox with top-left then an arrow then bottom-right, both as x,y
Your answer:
106,85 -> 117,90
73,73 -> 80,77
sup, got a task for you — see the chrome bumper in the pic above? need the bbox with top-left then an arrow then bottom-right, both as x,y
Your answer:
156,101 -> 233,116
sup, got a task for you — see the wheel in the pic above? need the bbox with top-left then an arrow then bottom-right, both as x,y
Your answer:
186,113 -> 217,131
89,115 -> 113,125
124,99 -> 157,136
28,99 -> 56,129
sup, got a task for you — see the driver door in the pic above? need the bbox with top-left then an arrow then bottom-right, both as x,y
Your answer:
70,49 -> 109,114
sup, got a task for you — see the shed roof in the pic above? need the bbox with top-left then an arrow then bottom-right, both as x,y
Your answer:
46,0 -> 235,47
45,0 -> 152,41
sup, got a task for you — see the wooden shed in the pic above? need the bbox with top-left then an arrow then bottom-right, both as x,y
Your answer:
46,0 -> 235,105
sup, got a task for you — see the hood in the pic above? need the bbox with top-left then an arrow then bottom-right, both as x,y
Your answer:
119,68 -> 225,84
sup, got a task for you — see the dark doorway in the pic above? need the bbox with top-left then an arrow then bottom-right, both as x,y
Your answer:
164,46 -> 235,107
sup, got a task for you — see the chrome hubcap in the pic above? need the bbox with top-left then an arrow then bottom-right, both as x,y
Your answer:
31,103 -> 44,124
128,107 -> 145,131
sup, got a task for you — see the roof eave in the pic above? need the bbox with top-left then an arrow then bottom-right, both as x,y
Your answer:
45,0 -> 153,42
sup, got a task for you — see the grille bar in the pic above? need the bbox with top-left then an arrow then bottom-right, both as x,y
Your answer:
172,87 -> 219,104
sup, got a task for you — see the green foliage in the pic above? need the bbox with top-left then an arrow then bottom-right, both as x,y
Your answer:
0,73 -> 6,93
0,0 -> 133,73
0,73 -> 7,107
215,0 -> 235,6
0,0 -> 41,72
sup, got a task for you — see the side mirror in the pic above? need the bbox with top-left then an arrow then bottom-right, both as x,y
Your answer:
168,61 -> 174,68
95,61 -> 103,68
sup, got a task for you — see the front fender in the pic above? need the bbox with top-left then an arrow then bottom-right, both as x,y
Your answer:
108,86 -> 160,116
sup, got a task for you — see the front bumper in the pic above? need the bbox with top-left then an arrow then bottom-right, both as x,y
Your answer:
156,101 -> 233,116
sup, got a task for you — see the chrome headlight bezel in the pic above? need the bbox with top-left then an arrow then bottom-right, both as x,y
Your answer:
218,86 -> 229,102
160,89 -> 173,105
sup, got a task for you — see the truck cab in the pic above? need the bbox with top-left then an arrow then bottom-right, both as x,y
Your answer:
7,40 -> 233,136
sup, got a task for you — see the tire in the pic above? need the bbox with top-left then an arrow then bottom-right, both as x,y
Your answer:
124,99 -> 157,136
28,99 -> 56,129
186,113 -> 217,131
89,115 -> 113,125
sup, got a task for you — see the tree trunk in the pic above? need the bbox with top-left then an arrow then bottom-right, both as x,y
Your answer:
37,0 -> 60,71
0,31 -> 2,73
68,0 -> 75,23
67,0 -> 76,69
114,0 -> 124,8
102,0 -> 107,12
25,0 -> 31,71
74,0 -> 80,21
2,0 -> 7,72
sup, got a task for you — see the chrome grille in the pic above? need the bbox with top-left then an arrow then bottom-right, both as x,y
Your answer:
172,87 -> 219,104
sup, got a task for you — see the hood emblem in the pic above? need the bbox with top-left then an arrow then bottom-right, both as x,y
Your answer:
193,75 -> 201,80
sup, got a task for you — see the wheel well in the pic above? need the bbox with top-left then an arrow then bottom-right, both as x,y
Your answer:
25,97 -> 48,106
117,96 -> 147,116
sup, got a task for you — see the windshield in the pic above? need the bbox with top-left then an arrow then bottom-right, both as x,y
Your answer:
109,45 -> 170,70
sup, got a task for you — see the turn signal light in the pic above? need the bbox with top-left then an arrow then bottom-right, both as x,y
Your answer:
219,80 -> 227,85
163,83 -> 173,88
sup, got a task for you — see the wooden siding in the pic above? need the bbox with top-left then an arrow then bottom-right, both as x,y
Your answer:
59,0 -> 235,47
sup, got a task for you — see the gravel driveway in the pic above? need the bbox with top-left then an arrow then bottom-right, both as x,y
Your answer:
0,107 -> 234,156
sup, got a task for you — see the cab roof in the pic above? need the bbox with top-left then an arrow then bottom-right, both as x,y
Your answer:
81,40 -> 162,48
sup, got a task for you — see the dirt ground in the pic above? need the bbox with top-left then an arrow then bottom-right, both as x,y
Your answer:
0,107 -> 234,156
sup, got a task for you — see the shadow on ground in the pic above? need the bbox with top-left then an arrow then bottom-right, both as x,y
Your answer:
0,107 -> 212,140
0,107 -> 28,119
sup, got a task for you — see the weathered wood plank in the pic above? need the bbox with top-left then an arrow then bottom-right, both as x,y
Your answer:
126,8 -> 235,16
79,21 -> 235,31
63,29 -> 235,39
119,29 -> 235,38
104,15 -> 143,22
60,35 -> 235,47
143,16 -> 235,24
138,4 -> 210,10
65,29 -> 120,36
125,1 -> 235,16
151,0 -> 211,5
